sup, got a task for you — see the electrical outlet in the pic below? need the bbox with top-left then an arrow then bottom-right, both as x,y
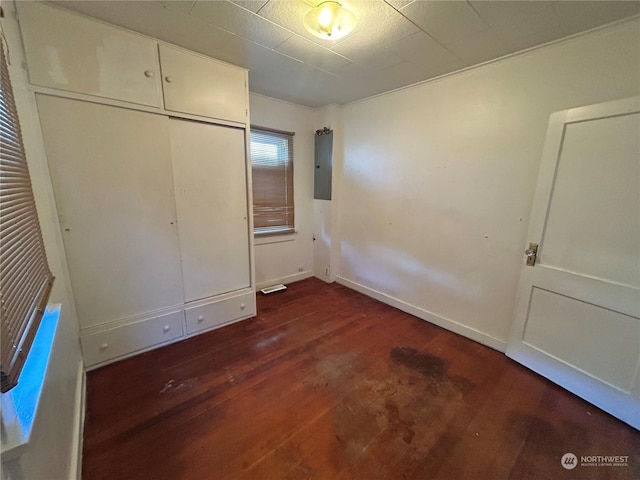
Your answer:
298,265 -> 304,272
325,266 -> 330,276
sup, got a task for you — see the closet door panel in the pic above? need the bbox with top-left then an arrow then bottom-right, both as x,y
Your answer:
168,119 -> 250,302
159,44 -> 247,123
18,2 -> 162,107
36,95 -> 184,328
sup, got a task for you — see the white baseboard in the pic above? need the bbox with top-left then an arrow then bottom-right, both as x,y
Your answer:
256,270 -> 314,290
336,276 -> 507,352
69,359 -> 86,480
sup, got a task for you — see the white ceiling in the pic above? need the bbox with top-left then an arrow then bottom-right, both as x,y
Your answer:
50,0 -> 640,108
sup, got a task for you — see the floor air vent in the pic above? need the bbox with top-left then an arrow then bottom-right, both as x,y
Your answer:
260,284 -> 287,295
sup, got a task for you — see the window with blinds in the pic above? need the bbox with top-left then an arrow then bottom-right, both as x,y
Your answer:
250,126 -> 294,235
1,40 -> 54,392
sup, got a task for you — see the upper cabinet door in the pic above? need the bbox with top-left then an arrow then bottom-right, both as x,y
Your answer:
17,2 -> 162,108
159,44 -> 247,124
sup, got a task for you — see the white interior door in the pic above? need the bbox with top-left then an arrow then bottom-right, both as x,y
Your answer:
168,119 -> 251,302
506,97 -> 640,429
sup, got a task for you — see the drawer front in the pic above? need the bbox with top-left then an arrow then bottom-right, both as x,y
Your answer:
81,310 -> 184,367
185,291 -> 256,335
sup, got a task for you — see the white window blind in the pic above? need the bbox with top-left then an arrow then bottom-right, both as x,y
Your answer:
250,126 -> 294,235
0,39 -> 54,392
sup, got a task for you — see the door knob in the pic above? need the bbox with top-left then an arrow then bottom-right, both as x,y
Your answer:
525,242 -> 538,266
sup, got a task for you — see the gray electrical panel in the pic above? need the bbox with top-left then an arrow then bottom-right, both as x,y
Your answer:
314,130 -> 333,200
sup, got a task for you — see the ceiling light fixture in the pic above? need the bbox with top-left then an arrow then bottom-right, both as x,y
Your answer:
303,1 -> 356,41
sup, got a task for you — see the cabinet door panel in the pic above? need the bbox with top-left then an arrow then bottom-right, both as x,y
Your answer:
159,44 -> 247,123
36,95 -> 184,328
18,2 -> 162,107
169,119 -> 251,301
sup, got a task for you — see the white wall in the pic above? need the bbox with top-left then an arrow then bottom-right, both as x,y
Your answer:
249,93 -> 316,288
336,19 -> 640,350
1,2 -> 84,478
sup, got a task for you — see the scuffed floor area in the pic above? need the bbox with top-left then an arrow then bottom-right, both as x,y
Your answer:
82,278 -> 640,479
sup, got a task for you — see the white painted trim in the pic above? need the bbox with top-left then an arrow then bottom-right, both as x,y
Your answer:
31,88 -> 247,130
254,233 -> 297,246
336,276 -> 507,352
69,360 -> 86,480
256,270 -> 314,290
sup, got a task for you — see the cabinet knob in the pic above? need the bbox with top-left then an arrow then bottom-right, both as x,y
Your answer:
240,303 -> 246,310
144,70 -> 154,78
165,76 -> 173,83
163,325 -> 171,332
197,315 -> 204,323
100,343 -> 108,351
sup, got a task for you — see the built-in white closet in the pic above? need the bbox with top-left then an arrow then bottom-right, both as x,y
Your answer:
17,1 -> 256,367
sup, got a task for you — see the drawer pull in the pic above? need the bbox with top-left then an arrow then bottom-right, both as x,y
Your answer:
163,325 -> 171,332
240,303 -> 246,310
100,343 -> 108,351
165,76 -> 173,83
197,315 -> 204,323
144,70 -> 154,78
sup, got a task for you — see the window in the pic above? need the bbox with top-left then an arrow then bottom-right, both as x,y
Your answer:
250,126 -> 294,236
0,40 -> 54,392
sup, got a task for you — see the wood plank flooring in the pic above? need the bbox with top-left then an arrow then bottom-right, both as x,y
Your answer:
82,278 -> 640,479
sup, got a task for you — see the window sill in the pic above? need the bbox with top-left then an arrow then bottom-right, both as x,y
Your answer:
254,230 -> 297,246
1,305 -> 61,462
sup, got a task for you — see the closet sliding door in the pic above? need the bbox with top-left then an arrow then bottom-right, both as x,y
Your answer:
168,119 -> 250,302
36,95 -> 184,328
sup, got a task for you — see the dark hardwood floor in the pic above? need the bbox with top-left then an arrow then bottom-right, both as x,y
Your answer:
82,278 -> 639,479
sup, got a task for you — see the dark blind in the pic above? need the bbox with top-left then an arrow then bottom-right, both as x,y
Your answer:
0,39 -> 54,392
250,126 -> 294,235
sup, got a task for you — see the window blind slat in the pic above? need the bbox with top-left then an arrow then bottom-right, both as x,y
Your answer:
2,267 -> 49,340
0,39 -> 54,392
2,264 -> 48,342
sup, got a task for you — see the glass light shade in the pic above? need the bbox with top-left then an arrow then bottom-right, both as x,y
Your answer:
303,1 -> 356,41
